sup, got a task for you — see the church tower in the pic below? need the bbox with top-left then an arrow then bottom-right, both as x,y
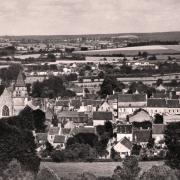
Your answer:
13,71 -> 28,115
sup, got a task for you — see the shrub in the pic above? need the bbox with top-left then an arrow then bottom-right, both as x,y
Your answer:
36,167 -> 60,180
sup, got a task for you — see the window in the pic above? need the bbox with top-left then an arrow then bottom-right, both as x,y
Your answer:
2,105 -> 10,117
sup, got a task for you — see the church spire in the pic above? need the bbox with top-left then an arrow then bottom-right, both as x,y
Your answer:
15,71 -> 25,87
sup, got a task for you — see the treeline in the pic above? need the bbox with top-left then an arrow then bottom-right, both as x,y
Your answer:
32,76 -> 76,98
127,40 -> 179,47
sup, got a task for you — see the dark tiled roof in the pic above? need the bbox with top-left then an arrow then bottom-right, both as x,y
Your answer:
48,127 -> 60,135
58,111 -> 87,118
152,124 -> 166,134
147,98 -> 166,107
166,99 -> 180,108
36,133 -> 47,142
53,135 -> 65,143
71,127 -> 95,136
83,99 -> 103,106
56,100 -> 69,107
61,128 -> 71,135
120,137 -> 132,149
118,94 -> 146,102
133,129 -> 151,143
116,124 -> 132,134
93,111 -> 113,120
71,99 -> 82,109
152,92 -> 168,99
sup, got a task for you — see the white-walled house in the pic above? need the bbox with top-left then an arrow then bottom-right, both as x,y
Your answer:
92,111 -> 113,126
113,137 -> 132,159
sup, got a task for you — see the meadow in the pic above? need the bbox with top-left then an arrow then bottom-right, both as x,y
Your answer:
73,45 -> 180,56
41,161 -> 164,178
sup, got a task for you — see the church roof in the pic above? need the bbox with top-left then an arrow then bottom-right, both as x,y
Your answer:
15,71 -> 25,87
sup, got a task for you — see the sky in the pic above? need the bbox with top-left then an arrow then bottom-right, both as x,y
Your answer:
0,0 -> 180,35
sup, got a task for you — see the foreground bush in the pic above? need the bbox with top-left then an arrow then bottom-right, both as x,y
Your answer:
0,159 -> 34,180
36,167 -> 60,180
140,165 -> 180,180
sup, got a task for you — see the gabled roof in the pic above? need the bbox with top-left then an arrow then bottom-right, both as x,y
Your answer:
53,135 -> 65,143
15,71 -> 26,87
152,124 -> 166,134
120,137 -> 132,150
129,109 -> 152,123
118,94 -> 146,102
133,129 -> 151,143
82,99 -> 103,106
93,111 -> 113,120
48,127 -> 60,135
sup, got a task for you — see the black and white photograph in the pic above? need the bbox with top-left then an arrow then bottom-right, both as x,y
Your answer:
1,0 -> 180,179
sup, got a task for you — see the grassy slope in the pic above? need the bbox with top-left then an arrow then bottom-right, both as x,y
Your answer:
41,161 -> 164,178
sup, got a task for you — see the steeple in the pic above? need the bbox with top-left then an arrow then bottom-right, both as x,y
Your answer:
15,71 -> 25,87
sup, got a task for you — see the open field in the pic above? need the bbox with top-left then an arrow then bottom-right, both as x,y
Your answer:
73,45 -> 180,56
41,161 -> 164,178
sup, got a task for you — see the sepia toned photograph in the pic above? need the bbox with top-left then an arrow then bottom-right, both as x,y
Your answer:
1,0 -> 180,179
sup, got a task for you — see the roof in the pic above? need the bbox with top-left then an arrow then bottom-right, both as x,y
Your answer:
116,124 -> 132,134
57,111 -> 87,118
56,100 -> 69,107
15,71 -> 26,87
166,99 -> 180,108
61,128 -> 71,135
120,137 -> 132,150
133,129 -> 151,143
48,127 -> 60,135
118,94 -> 146,102
152,124 -> 166,134
71,99 -> 82,109
36,133 -> 47,142
82,99 -> 103,106
147,98 -> 166,107
93,111 -> 113,120
53,135 -> 65,143
129,109 -> 152,123
71,126 -> 95,136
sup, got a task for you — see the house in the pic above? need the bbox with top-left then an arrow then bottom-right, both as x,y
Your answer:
132,129 -> 151,147
113,137 -> 132,158
118,94 -> 147,119
129,109 -> 153,123
93,111 -> 113,126
115,124 -> 132,141
57,111 -> 88,126
98,101 -> 114,113
52,135 -> 66,149
54,99 -> 69,112
36,133 -> 47,145
47,126 -> 61,144
152,124 -> 166,144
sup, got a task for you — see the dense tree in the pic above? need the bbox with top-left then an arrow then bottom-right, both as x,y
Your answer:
112,156 -> 141,180
32,76 -> 76,98
99,76 -> 124,97
165,122 -> 180,169
33,109 -> 46,132
0,121 -> 40,173
154,114 -> 163,124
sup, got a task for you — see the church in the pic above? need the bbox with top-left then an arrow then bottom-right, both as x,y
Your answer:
0,71 -> 28,118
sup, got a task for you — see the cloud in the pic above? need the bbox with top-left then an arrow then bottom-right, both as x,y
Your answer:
0,0 -> 180,35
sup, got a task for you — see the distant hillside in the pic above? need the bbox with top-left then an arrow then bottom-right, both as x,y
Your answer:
2,31 -> 180,42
